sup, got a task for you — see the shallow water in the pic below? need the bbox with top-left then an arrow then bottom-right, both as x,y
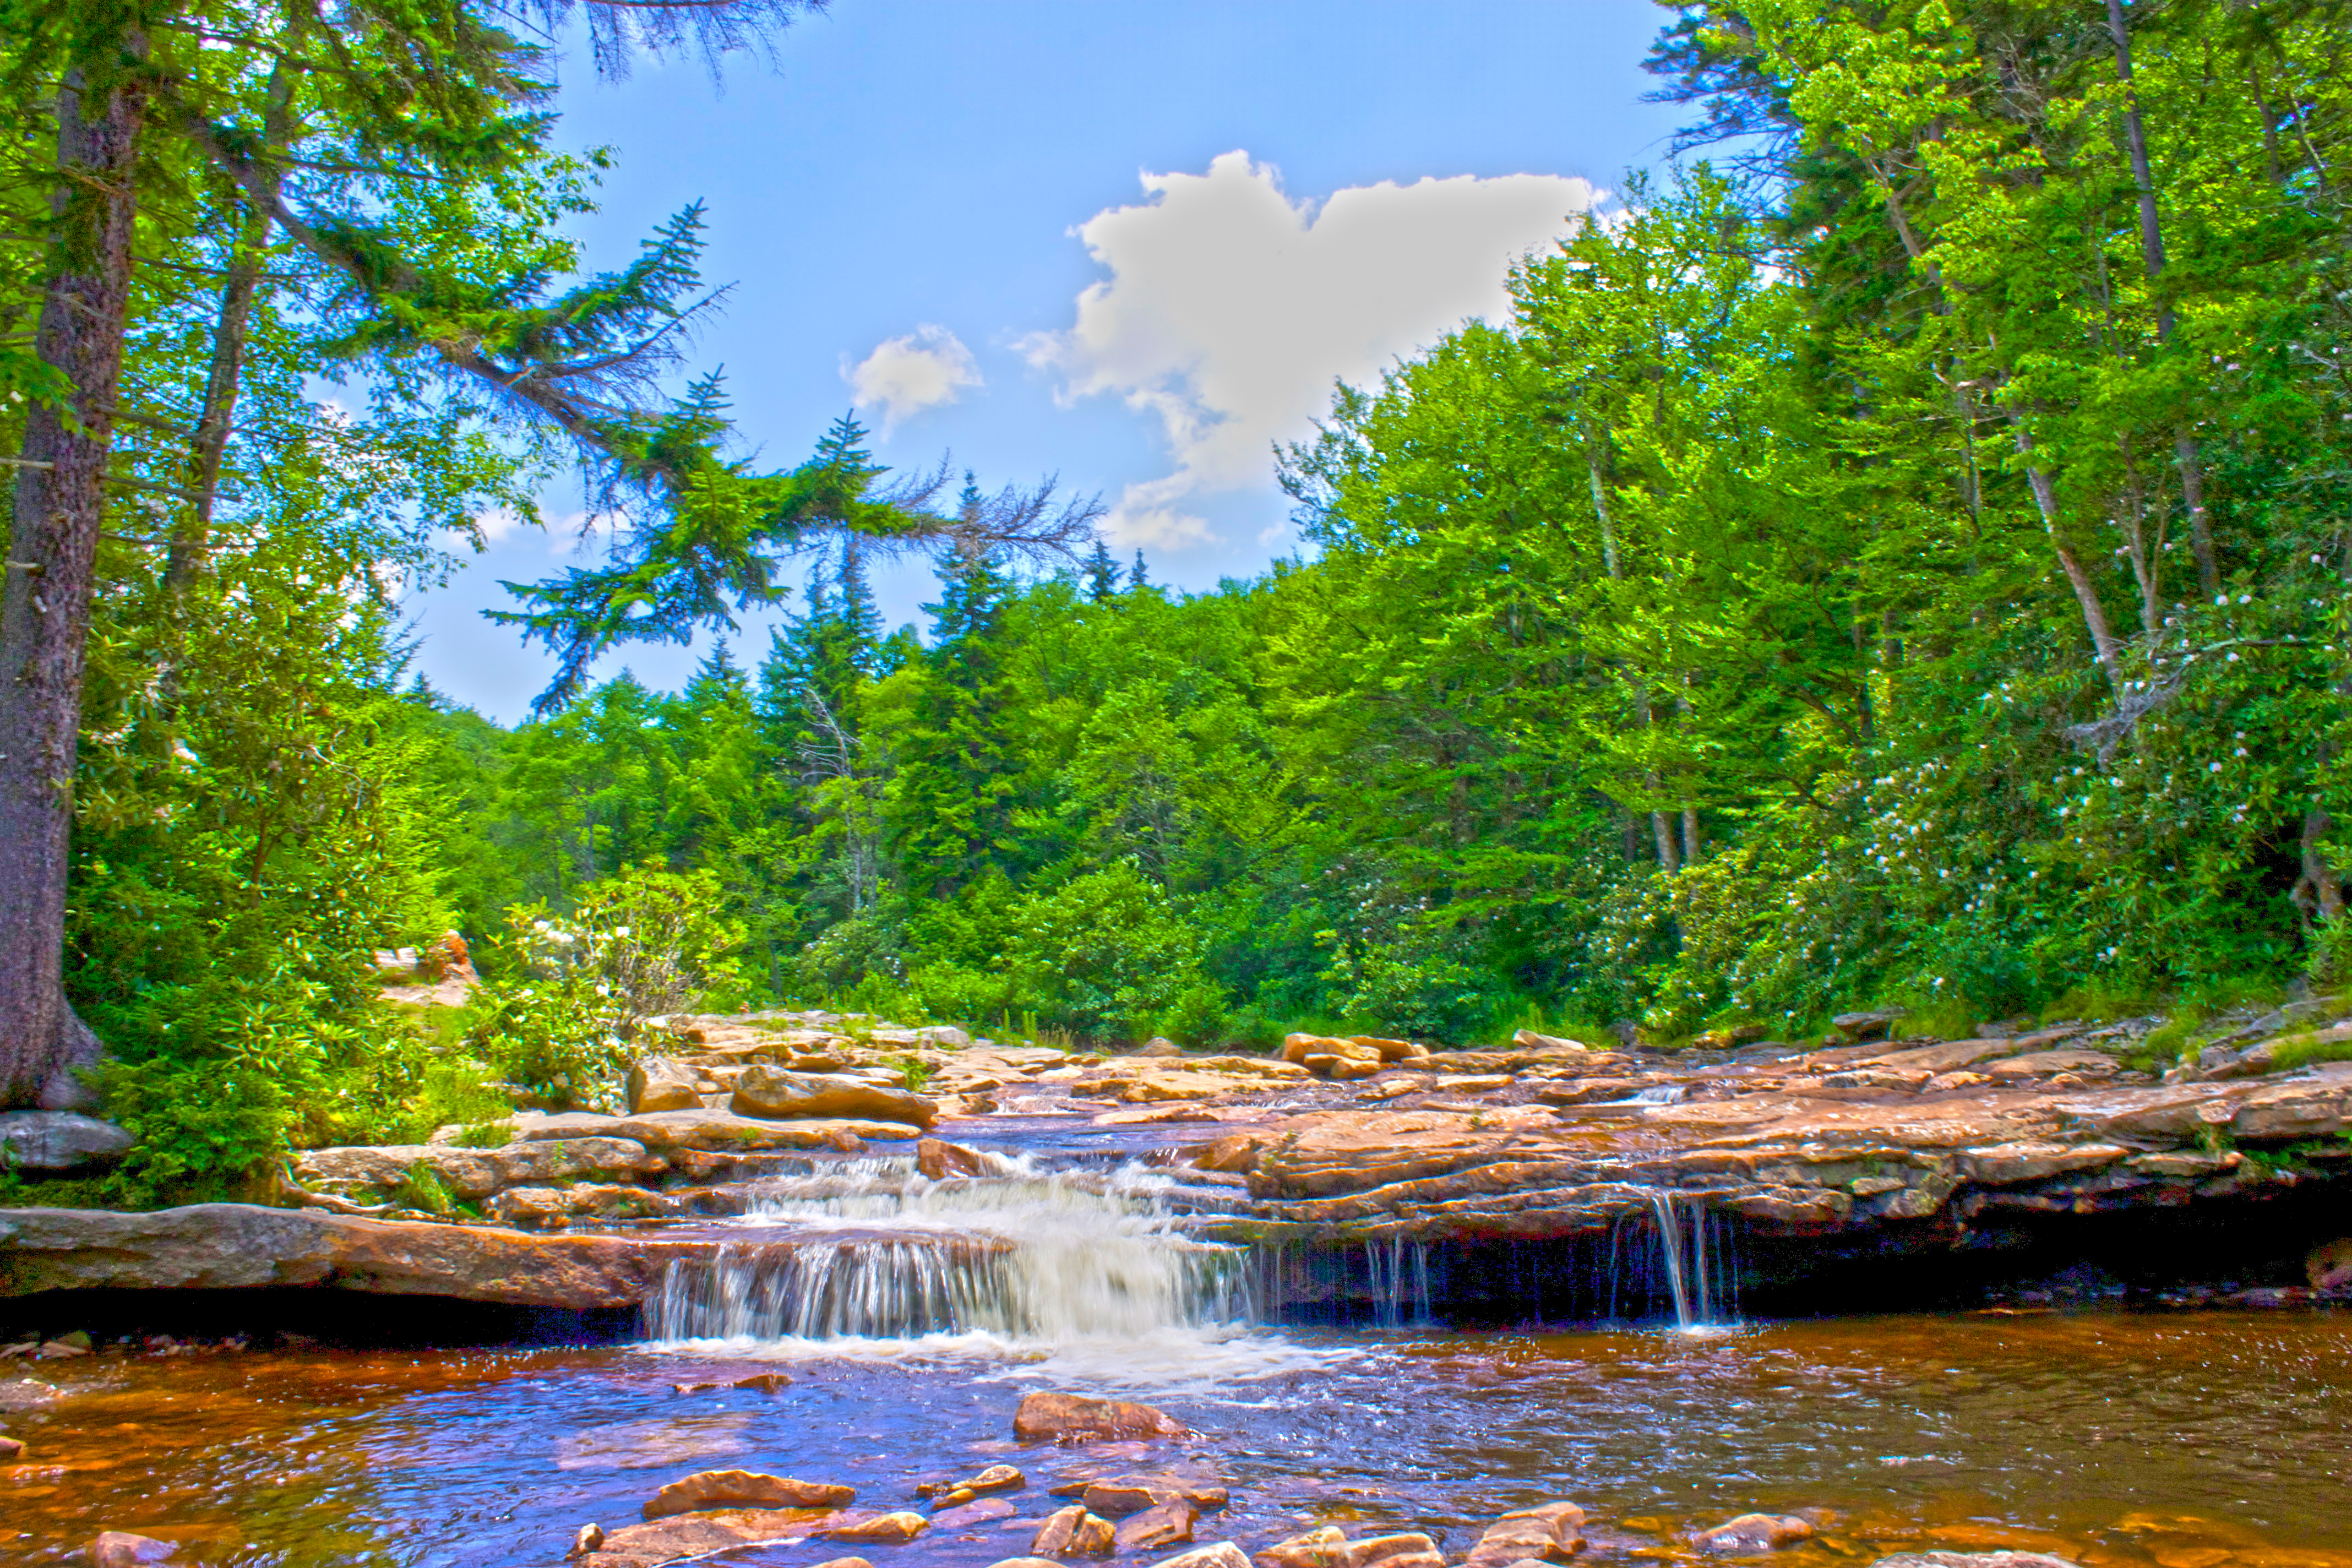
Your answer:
4,1311 -> 2350,1568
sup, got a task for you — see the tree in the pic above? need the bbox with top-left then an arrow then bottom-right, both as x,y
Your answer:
1082,539 -> 1122,602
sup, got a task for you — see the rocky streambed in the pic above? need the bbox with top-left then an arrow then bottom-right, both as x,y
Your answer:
4,1010 -> 2352,1565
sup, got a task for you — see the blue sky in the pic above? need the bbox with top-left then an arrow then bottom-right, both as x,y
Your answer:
406,0 -> 1691,721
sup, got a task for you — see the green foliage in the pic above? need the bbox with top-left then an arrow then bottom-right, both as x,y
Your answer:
450,1120 -> 518,1149
465,861 -> 744,1109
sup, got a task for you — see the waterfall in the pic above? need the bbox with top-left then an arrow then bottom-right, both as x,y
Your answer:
643,1155 -> 1255,1352
1646,1191 -> 1738,1332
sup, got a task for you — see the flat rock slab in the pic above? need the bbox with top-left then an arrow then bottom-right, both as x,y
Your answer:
505,1109 -> 922,1150
0,1204 -> 720,1308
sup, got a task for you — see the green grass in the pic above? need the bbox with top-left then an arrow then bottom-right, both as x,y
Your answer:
450,1121 -> 516,1148
393,1162 -> 456,1216
2267,1032 -> 2352,1072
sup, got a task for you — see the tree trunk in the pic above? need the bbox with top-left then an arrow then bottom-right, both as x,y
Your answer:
2014,429 -> 2124,691
0,59 -> 148,1107
166,59 -> 296,602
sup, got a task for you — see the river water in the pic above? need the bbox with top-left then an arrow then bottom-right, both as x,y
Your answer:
3,1154 -> 2349,1567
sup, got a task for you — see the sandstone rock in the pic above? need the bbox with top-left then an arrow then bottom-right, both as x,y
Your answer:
1153,1546 -> 1253,1568
1115,1501 -> 1198,1552
731,1065 -> 938,1128
1695,1513 -> 1814,1552
1694,1025 -> 1767,1049
570,1522 -> 605,1557
916,1138 -> 995,1179
808,1558 -> 875,1568
825,1511 -> 929,1543
488,1183 -> 673,1228
629,1059 -> 710,1115
1513,1030 -> 1592,1053
0,1111 -> 134,1172
987,1559 -> 1065,1568
1138,1038 -> 1185,1058
295,1137 -> 666,1201
2307,1237 -> 2352,1292
1833,1010 -> 1902,1042
644,1469 -> 856,1520
1013,1391 -> 1188,1442
0,1432 -> 23,1461
1957,1142 -> 2127,1185
1355,1036 -> 1433,1061
1866,1554 -> 2082,1568
932,1498 -> 1019,1529
1466,1500 -> 1586,1567
509,1108 -> 905,1151
1340,1534 -> 1445,1568
1032,1505 -> 1117,1556
0,1203 -> 721,1309
1255,1527 -> 1351,1568
91,1533 -> 180,1567
584,1507 -> 829,1566
919,1025 -> 974,1048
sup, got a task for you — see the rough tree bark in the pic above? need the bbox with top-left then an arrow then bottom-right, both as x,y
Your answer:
0,56 -> 149,1107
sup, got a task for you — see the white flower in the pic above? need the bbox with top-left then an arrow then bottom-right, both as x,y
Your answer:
2210,762 -> 2224,773
614,925 -> 631,939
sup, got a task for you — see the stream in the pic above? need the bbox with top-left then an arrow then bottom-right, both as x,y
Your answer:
3,1146 -> 2349,1567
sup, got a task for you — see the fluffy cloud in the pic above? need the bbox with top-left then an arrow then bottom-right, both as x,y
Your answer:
843,324 -> 982,433
1022,151 -> 1599,549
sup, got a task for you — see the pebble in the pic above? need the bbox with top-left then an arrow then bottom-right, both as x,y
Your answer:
1697,1514 -> 1816,1552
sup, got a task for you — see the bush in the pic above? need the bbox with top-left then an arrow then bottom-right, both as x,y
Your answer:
465,861 -> 744,1110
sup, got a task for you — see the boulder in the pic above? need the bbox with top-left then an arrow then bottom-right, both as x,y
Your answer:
0,1432 -> 23,1461
628,1059 -> 710,1115
570,1522 -> 605,1557
1152,1545 -> 1253,1568
1013,1391 -> 1189,1442
824,1511 -> 929,1544
2308,1237 -> 2352,1292
730,1065 -> 938,1128
1464,1501 -> 1586,1568
1116,1502 -> 1198,1553
1074,1477 -> 1227,1515
1032,1505 -> 1117,1556
487,1184 -> 673,1228
1304,1042 -> 1386,1080
925,1463 -> 1024,1501
1511,1030 -> 1592,1053
1340,1536 -> 1445,1568
0,1111 -> 134,1173
1138,1038 -> 1186,1058
1354,1037 -> 1433,1061
644,1469 -> 856,1521
809,1559 -> 875,1568
1695,1514 -> 1814,1552
91,1535 -> 181,1567
1255,1527 -> 1351,1568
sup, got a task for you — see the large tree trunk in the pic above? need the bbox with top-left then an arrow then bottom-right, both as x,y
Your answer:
0,60 -> 147,1107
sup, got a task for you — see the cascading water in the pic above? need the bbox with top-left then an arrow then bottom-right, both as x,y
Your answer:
1645,1191 -> 1740,1332
640,1154 -> 1312,1381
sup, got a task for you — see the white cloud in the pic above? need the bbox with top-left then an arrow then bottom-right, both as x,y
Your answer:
843,324 -> 982,434
1022,150 -> 1599,549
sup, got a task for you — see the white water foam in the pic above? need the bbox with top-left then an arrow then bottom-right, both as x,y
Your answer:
639,1155 -> 1342,1387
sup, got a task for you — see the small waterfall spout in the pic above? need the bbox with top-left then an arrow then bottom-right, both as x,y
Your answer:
1647,1191 -> 1738,1332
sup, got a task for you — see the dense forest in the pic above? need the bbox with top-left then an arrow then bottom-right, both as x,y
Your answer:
6,0 -> 2350,1196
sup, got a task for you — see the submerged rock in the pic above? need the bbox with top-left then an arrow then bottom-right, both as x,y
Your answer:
1152,1544 -> 1253,1568
1696,1514 -> 1814,1552
584,1507 -> 830,1567
643,1469 -> 855,1520
823,1510 -> 929,1543
1868,1555 -> 2081,1568
1114,1501 -> 1198,1551
0,1111 -> 133,1172
90,1535 -> 179,1567
1013,1391 -> 1189,1443
0,1432 -> 23,1461
1256,1526 -> 1351,1568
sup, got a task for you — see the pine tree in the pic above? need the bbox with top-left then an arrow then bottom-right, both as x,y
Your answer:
1083,540 -> 1123,602
1129,551 -> 1152,591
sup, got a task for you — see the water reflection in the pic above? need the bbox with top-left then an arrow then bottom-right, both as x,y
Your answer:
0,1311 -> 2346,1567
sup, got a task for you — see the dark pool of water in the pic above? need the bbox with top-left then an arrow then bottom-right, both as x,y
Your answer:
3,1310 -> 2349,1568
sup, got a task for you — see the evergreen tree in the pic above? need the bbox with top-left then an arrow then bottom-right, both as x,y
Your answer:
1084,540 -> 1123,602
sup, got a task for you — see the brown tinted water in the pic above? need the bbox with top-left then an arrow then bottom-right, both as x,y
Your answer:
3,1310 -> 2348,1568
